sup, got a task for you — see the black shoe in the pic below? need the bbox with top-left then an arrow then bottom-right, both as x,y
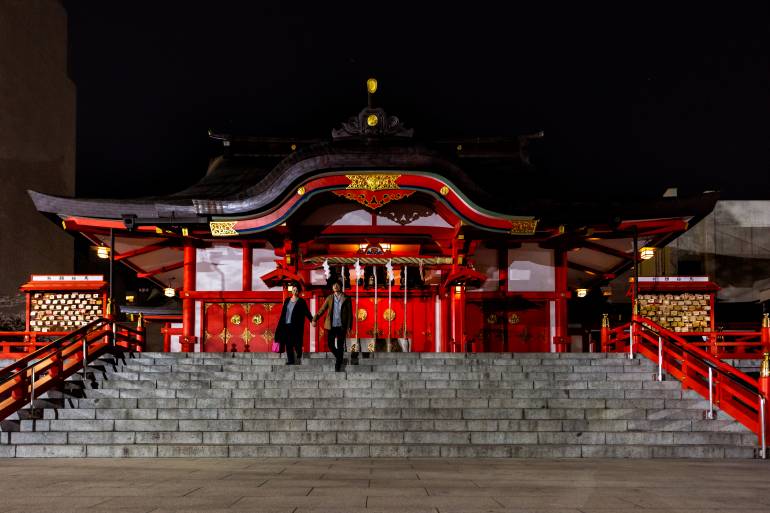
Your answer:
296,357 -> 302,365
286,361 -> 294,365
334,362 -> 342,372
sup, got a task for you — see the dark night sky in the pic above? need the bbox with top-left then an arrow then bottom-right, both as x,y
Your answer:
64,2 -> 770,201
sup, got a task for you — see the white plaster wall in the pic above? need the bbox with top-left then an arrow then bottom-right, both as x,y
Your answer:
508,244 -> 555,292
469,247 -> 499,291
197,245 -> 241,291
170,322 -> 182,352
251,247 -> 282,291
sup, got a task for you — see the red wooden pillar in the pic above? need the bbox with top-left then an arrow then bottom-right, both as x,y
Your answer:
242,243 -> 252,291
440,291 -> 451,352
181,245 -> 197,352
450,285 -> 466,352
553,249 -> 569,352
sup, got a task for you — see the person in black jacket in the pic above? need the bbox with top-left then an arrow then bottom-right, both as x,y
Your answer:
275,284 -> 313,365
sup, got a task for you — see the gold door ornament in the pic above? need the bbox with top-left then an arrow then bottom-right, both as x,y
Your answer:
383,308 -> 396,321
230,314 -> 242,325
486,313 -> 498,324
252,314 -> 263,325
261,328 -> 274,344
357,308 -> 368,321
508,313 -> 520,325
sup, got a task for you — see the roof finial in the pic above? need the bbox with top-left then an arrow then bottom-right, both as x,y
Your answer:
367,78 -> 378,108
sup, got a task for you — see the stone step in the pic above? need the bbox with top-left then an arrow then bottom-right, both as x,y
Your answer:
1,443 -> 757,458
3,429 -> 756,446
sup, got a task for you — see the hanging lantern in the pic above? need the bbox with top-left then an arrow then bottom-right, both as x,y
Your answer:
164,287 -> 176,298
576,288 -> 588,298
96,246 -> 110,259
640,247 -> 656,260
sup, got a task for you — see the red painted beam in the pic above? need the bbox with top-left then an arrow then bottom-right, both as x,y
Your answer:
115,241 -> 172,261
136,261 -> 184,279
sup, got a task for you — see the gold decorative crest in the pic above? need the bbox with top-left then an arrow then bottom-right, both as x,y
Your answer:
261,328 -> 274,344
357,308 -> 368,321
242,329 -> 253,344
333,190 -> 415,209
383,308 -> 396,321
264,303 -> 276,311
508,313 -> 520,325
252,314 -> 263,325
210,221 -> 238,237
510,219 -> 539,235
230,314 -> 242,325
486,314 -> 498,324
346,174 -> 400,191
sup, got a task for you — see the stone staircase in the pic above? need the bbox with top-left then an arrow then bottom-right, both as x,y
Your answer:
0,352 -> 758,458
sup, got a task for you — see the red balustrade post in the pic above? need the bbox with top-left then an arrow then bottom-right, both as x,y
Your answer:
600,314 -> 609,352
762,313 -> 770,353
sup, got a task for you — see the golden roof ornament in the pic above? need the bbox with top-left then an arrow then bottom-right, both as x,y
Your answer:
332,78 -> 413,139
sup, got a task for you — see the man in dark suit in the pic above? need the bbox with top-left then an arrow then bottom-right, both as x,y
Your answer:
312,281 -> 353,372
276,284 -> 313,365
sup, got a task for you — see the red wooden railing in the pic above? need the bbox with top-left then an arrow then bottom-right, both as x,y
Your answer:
0,318 -> 145,421
603,316 -> 768,455
0,331 -> 70,359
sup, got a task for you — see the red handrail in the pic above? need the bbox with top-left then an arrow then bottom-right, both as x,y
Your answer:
604,316 -> 766,450
0,318 -> 145,421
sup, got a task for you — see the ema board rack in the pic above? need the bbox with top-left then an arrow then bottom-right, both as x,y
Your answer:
629,276 -> 719,333
20,275 -> 108,333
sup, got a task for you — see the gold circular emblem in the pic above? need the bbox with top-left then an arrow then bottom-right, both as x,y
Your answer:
366,114 -> 379,127
297,186 -> 306,195
290,144 -> 297,151
230,314 -> 242,325
366,78 -> 378,94
439,186 -> 449,196
357,308 -> 368,321
383,308 -> 396,321
508,313 -> 520,325
252,314 -> 263,326
486,314 -> 498,324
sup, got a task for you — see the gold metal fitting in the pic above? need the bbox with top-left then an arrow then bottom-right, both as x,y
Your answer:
760,353 -> 770,378
136,313 -> 144,329
367,78 -> 378,94
367,114 -> 379,127
297,186 -> 306,195
763,313 -> 770,328
602,313 -> 609,328
439,185 -> 449,196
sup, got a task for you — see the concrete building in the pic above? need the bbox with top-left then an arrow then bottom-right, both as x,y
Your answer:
0,0 -> 75,321
668,200 -> 770,306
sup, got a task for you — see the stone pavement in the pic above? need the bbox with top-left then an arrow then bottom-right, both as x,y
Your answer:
0,458 -> 769,512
